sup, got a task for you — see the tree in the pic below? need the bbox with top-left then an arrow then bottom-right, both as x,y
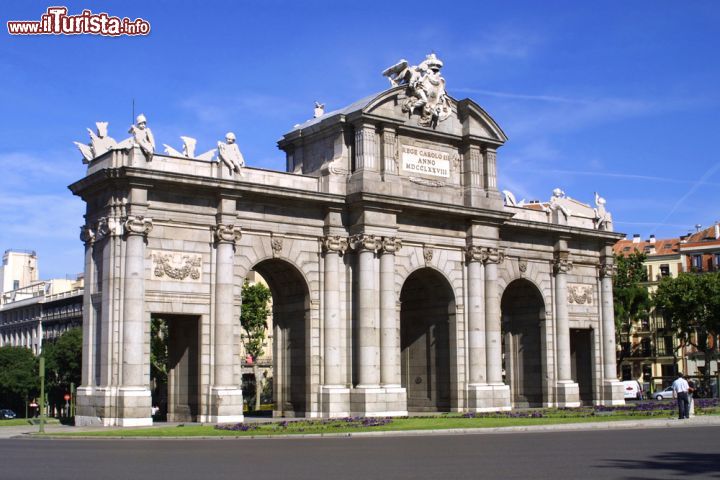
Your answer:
240,280 -> 272,411
150,317 -> 168,417
0,346 -> 38,416
653,272 -> 720,387
43,327 -> 82,415
613,251 -> 650,369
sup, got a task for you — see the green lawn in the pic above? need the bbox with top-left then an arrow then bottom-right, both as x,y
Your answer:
0,418 -> 60,427
50,412 -> 709,438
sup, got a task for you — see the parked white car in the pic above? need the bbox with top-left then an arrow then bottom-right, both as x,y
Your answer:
654,387 -> 675,400
622,380 -> 643,400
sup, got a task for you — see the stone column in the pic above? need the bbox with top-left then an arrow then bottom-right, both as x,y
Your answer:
484,248 -> 503,385
322,236 -> 348,387
379,237 -> 401,387
79,225 -> 96,387
600,260 -> 625,405
553,250 -> 580,406
353,234 -> 381,387
121,216 -> 152,387
466,246 -> 486,385
481,247 -> 511,410
117,215 -> 153,426
208,223 -> 244,423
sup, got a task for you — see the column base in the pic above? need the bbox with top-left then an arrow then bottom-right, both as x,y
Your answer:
320,386 -> 351,418
350,386 -> 408,417
555,381 -> 581,407
466,383 -> 512,412
599,380 -> 626,406
200,386 -> 244,424
75,385 -> 152,427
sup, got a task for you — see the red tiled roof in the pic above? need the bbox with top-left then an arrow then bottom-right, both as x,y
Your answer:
613,238 -> 680,257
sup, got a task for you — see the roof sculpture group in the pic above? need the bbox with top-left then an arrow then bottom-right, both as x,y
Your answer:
74,52 -> 612,231
74,114 -> 245,176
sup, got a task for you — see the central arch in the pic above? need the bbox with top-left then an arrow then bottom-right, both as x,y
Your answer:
501,279 -> 546,407
400,268 -> 455,412
251,259 -> 310,417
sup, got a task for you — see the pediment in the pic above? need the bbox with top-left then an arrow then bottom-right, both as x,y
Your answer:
361,87 -> 507,144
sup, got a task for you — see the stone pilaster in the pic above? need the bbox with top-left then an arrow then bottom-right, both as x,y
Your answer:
599,261 -> 625,405
553,250 -> 580,407
482,247 -> 511,410
354,124 -> 377,172
79,224 -> 96,388
320,235 -> 350,417
381,126 -> 397,176
207,223 -> 244,423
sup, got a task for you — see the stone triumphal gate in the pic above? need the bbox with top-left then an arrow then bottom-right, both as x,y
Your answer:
71,55 -> 625,426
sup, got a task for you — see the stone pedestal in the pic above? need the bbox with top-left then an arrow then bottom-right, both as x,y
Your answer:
601,380 -> 626,406
555,380 -> 581,407
350,386 -> 407,417
75,386 -> 152,427
203,387 -> 244,424
321,386 -> 351,418
467,384 -> 511,412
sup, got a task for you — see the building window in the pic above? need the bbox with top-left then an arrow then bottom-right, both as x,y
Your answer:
660,264 -> 670,277
692,255 -> 703,272
13,280 -> 19,290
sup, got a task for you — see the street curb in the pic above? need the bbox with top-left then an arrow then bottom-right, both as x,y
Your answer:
14,415 -> 720,441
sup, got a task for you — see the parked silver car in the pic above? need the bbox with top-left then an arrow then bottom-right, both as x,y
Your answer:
654,387 -> 674,400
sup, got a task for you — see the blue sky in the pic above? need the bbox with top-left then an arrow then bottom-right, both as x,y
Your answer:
1,0 -> 719,279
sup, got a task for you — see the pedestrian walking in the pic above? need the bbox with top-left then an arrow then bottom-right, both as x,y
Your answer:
672,372 -> 691,419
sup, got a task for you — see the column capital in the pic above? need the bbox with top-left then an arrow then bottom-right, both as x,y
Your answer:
322,235 -> 349,255
599,262 -> 617,278
124,215 -> 153,238
349,233 -> 381,253
80,225 -> 96,246
483,247 -> 505,265
380,236 -> 402,255
214,223 -> 242,245
465,245 -> 484,263
553,252 -> 573,274
96,216 -> 124,239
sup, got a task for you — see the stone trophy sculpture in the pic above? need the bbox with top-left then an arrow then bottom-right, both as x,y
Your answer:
383,53 -> 451,127
217,132 -> 245,175
128,113 -> 155,161
74,122 -> 118,163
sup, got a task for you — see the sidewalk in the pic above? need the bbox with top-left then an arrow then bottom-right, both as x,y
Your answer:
3,415 -> 719,440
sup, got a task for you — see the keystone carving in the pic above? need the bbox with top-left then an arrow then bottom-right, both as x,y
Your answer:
271,237 -> 283,257
423,245 -> 434,264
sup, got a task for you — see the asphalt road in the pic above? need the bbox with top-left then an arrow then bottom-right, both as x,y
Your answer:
1,426 -> 717,479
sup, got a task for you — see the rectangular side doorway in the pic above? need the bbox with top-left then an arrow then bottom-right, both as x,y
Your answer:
570,328 -> 593,405
155,314 -> 199,422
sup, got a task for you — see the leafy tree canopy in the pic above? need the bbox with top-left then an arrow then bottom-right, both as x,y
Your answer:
240,280 -> 272,361
653,271 -> 720,355
43,327 -> 82,390
613,251 -> 650,334
0,346 -> 38,413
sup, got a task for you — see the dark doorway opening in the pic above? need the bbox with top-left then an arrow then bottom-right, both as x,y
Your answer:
570,328 -> 593,404
151,314 -> 200,422
400,268 -> 454,412
501,279 -> 545,407
252,260 -> 309,417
